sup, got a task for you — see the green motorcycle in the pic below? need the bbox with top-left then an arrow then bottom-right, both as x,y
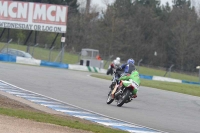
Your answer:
107,71 -> 140,107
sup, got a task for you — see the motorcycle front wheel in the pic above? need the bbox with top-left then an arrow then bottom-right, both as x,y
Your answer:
117,89 -> 131,107
106,90 -> 114,104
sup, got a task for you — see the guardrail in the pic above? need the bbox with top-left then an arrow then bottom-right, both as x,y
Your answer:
0,54 -> 199,85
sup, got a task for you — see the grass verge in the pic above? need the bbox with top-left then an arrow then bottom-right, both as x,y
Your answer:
0,107 -> 127,133
91,74 -> 200,97
138,66 -> 199,82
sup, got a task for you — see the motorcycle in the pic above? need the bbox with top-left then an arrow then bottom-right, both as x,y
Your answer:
108,68 -> 123,90
107,71 -> 140,107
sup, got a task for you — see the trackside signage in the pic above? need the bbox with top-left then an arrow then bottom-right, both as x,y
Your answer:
0,0 -> 68,33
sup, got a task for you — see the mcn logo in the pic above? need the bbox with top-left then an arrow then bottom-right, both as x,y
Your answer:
0,1 -> 28,22
33,4 -> 67,25
0,1 -> 68,25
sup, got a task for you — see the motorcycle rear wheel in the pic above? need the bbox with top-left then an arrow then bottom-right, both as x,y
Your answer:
117,89 -> 131,107
106,90 -> 114,104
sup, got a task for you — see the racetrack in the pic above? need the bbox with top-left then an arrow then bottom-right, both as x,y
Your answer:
0,62 -> 200,133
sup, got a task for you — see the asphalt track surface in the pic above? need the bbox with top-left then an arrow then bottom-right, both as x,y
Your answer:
0,62 -> 200,133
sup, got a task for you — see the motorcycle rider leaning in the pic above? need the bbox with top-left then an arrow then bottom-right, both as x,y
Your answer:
120,58 -> 135,74
107,57 -> 121,75
112,57 -> 121,69
113,57 -> 120,69
111,58 -> 140,99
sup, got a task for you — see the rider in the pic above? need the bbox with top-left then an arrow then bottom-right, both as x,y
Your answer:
112,58 -> 140,98
114,58 -> 135,78
107,57 -> 121,75
120,58 -> 135,74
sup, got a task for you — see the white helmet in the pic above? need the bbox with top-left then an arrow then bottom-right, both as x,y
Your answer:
116,57 -> 120,62
114,60 -> 120,66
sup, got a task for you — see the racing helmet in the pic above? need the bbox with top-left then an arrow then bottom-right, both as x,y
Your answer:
127,58 -> 135,65
114,59 -> 120,66
116,57 -> 120,62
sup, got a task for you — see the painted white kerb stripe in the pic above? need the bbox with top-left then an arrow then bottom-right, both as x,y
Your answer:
7,92 -> 30,95
19,96 -> 49,100
95,122 -> 138,127
73,115 -> 111,121
55,109 -> 91,114
127,130 -> 160,133
41,104 -> 74,109
28,99 -> 60,104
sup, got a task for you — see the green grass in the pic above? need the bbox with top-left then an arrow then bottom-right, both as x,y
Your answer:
0,107 -> 127,133
91,74 -> 200,97
138,66 -> 199,82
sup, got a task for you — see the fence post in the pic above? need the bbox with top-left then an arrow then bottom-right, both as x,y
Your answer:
49,46 -> 54,61
60,33 -> 65,63
137,59 -> 143,72
32,43 -> 39,57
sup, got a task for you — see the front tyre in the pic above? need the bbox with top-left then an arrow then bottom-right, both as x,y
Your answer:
107,91 -> 114,104
117,89 -> 131,107
110,82 -> 116,90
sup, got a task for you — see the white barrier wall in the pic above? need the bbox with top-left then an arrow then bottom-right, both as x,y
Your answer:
68,64 -> 107,73
68,64 -> 91,71
152,76 -> 182,83
16,57 -> 41,66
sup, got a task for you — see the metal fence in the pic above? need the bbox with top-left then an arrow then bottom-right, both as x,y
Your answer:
0,40 -> 80,64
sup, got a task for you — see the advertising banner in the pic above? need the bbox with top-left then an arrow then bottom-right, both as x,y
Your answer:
0,0 -> 68,33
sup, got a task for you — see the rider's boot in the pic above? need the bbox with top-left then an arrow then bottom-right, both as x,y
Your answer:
111,84 -> 118,99
132,94 -> 137,98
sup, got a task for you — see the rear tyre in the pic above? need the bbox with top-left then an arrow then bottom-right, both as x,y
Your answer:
106,91 -> 114,104
117,89 -> 131,107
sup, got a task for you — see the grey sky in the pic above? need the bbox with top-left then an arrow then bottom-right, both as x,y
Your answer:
78,0 -> 200,10
78,0 -> 173,10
